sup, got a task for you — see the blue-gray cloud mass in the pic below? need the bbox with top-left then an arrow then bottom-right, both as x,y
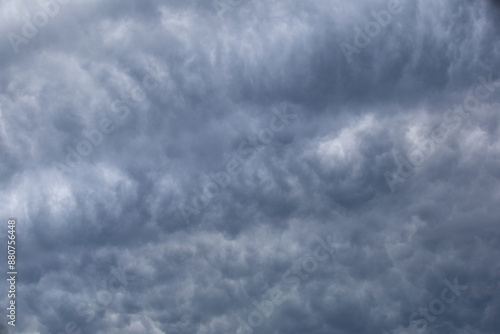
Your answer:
0,0 -> 499,333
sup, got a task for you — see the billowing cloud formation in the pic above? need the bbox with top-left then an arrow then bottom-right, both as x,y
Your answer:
0,0 -> 499,333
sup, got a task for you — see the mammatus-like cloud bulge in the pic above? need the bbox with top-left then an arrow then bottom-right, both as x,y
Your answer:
0,0 -> 499,333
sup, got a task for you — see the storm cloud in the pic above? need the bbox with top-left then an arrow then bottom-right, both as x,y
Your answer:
0,0 -> 499,333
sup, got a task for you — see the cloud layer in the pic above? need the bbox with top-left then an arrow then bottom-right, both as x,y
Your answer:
0,0 -> 499,333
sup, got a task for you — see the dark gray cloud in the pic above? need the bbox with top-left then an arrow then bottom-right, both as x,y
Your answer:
0,0 -> 499,333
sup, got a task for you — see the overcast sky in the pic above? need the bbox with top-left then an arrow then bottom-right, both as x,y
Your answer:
1,0 -> 500,333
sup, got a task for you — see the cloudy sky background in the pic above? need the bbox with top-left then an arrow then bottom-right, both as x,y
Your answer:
0,0 -> 500,333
